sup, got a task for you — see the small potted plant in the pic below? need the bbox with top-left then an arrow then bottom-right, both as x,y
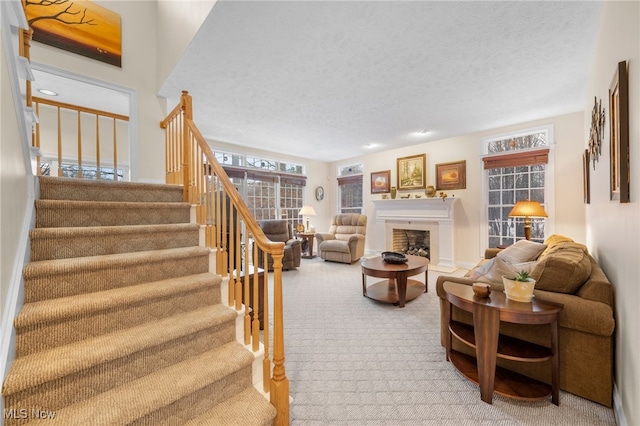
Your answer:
502,270 -> 536,302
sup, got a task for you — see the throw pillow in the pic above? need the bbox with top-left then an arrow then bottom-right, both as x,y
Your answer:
497,239 -> 547,264
539,234 -> 576,259
471,256 -> 537,285
544,234 -> 574,247
530,244 -> 592,294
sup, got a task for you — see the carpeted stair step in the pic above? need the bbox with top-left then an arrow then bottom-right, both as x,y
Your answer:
35,199 -> 191,228
15,273 -> 222,356
16,341 -> 255,426
23,246 -> 211,303
3,306 -> 240,414
182,387 -> 276,426
181,387 -> 276,426
3,177 -> 274,425
30,223 -> 201,261
39,176 -> 184,203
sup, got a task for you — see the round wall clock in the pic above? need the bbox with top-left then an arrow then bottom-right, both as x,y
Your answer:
315,186 -> 324,201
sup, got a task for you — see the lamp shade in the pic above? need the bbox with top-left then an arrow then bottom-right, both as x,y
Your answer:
298,205 -> 316,216
508,200 -> 548,218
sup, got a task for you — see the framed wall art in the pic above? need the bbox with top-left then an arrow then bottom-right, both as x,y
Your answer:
583,149 -> 590,204
25,0 -> 122,67
436,160 -> 466,190
609,60 -> 630,203
370,170 -> 391,194
396,154 -> 426,190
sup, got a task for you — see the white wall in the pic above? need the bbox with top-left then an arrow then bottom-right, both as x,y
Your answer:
0,13 -> 31,325
29,0 -> 165,182
156,0 -> 216,89
329,111 -> 586,269
584,2 -> 640,425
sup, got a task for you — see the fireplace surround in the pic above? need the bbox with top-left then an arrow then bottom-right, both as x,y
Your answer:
372,198 -> 458,270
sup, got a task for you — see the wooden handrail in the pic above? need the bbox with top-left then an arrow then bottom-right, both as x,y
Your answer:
33,96 -> 130,122
161,91 -> 290,425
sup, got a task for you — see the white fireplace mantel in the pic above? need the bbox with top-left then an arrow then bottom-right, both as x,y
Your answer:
372,197 -> 458,270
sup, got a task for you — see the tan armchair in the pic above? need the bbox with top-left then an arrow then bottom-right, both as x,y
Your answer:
315,214 -> 367,264
258,220 -> 301,271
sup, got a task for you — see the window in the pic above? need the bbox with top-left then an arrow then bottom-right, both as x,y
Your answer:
338,163 -> 363,214
280,179 -> 305,225
246,176 -> 277,221
214,150 -> 306,230
40,160 -> 125,181
483,127 -> 552,247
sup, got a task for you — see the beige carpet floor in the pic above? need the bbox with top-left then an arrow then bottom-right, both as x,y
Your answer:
274,256 -> 616,425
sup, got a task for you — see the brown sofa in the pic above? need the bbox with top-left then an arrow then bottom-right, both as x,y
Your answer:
435,235 -> 615,407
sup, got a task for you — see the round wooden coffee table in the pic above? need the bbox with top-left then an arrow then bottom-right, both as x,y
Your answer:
361,254 -> 429,308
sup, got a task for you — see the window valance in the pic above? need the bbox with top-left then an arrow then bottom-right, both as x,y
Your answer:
482,149 -> 549,170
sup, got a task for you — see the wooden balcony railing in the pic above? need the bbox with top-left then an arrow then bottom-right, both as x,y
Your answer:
20,27 -> 129,180
32,96 -> 129,179
160,91 -> 290,425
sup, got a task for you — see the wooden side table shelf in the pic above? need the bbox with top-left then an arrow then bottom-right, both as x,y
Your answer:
443,282 -> 563,405
297,232 -> 316,258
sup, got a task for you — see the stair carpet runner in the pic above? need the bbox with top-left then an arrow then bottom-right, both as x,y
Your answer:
2,176 -> 276,425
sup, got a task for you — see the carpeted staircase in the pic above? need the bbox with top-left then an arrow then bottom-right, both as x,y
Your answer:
2,176 -> 276,425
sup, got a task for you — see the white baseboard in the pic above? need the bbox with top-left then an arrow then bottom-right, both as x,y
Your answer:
613,381 -> 627,426
428,264 -> 459,274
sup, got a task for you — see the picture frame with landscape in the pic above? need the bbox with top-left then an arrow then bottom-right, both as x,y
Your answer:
436,160 -> 466,190
396,154 -> 426,190
370,170 -> 391,194
583,149 -> 590,204
609,60 -> 629,203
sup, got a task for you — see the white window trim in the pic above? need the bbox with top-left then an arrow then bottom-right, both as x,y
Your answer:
479,124 -> 556,256
336,163 -> 364,214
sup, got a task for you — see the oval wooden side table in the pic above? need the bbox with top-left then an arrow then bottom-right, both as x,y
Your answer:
443,281 -> 563,405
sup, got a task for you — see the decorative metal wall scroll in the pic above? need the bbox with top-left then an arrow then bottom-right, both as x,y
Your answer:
588,97 -> 605,170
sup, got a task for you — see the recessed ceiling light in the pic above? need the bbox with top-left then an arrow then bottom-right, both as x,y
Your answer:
38,89 -> 58,96
411,129 -> 430,137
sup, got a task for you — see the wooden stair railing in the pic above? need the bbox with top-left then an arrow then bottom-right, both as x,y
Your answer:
160,91 -> 290,425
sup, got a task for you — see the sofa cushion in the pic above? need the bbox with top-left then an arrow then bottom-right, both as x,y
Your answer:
497,239 -> 547,264
320,239 -> 351,253
531,242 -> 592,294
469,256 -> 537,285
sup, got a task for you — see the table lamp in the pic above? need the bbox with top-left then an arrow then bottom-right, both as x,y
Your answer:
298,205 -> 316,232
508,200 -> 548,240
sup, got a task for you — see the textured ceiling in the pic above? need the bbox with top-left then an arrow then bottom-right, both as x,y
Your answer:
160,1 -> 602,162
33,1 -> 603,164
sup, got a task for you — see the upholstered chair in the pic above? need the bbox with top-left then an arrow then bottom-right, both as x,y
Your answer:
315,214 -> 367,264
258,220 -> 302,271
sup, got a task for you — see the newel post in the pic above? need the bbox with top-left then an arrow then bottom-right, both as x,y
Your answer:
181,91 -> 193,203
270,252 -> 290,425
